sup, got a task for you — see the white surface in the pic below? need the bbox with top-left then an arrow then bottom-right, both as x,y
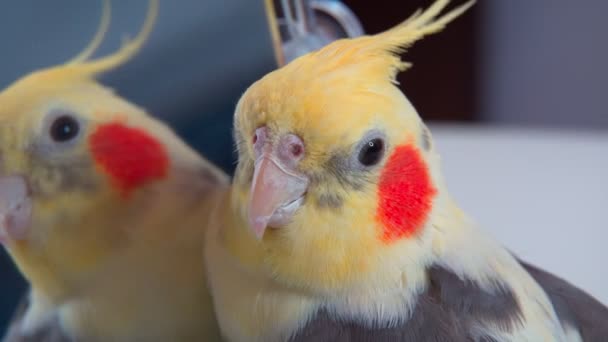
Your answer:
430,124 -> 608,304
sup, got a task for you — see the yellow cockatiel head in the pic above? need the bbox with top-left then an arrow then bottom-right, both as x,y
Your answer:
0,0 -> 223,298
230,0 -> 474,293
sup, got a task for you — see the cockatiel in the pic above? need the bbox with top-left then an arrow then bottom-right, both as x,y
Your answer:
205,0 -> 608,341
0,1 -> 227,341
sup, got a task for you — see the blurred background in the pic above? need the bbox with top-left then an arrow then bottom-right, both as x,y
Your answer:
0,0 -> 606,329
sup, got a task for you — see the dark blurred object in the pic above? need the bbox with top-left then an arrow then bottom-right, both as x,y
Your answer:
0,251 -> 24,332
345,0 -> 478,122
267,0 -> 364,66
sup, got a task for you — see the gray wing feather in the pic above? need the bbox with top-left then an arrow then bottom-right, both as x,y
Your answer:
520,261 -> 608,342
290,265 -> 520,342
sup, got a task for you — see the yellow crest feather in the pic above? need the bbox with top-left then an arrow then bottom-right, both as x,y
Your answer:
33,0 -> 159,82
66,0 -> 112,65
0,0 -> 159,112
73,0 -> 159,76
373,0 -> 475,75
303,0 -> 475,85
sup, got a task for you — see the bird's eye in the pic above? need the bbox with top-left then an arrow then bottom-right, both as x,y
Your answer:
50,115 -> 80,142
357,138 -> 384,166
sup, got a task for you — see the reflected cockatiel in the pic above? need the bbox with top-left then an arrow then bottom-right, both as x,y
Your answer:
0,1 -> 227,340
205,0 -> 608,341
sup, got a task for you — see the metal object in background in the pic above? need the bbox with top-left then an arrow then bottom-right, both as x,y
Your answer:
265,0 -> 364,67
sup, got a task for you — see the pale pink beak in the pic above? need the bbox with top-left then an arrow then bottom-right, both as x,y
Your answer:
247,127 -> 308,240
0,176 -> 32,243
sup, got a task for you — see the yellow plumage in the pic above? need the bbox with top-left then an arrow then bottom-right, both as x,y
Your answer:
227,0 -> 475,293
206,1 -> 481,341
0,1 -> 227,340
206,0 -> 591,341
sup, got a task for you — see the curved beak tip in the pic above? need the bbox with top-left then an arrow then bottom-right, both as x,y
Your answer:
248,216 -> 268,241
246,155 -> 309,241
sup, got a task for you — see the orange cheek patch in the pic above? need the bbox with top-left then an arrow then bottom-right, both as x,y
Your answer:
89,122 -> 169,197
376,144 -> 436,243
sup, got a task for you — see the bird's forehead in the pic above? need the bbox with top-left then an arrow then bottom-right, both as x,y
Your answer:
241,75 -> 422,151
243,98 -> 368,151
247,79 -> 356,125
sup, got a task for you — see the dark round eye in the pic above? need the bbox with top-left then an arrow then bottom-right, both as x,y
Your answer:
357,138 -> 384,166
50,115 -> 80,142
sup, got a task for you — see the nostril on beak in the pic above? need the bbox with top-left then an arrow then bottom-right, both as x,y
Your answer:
253,128 -> 305,167
253,126 -> 268,147
278,134 -> 305,166
289,143 -> 303,158
253,126 -> 269,158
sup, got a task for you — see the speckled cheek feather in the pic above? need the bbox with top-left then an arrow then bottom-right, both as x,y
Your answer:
89,122 -> 169,197
376,144 -> 436,243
